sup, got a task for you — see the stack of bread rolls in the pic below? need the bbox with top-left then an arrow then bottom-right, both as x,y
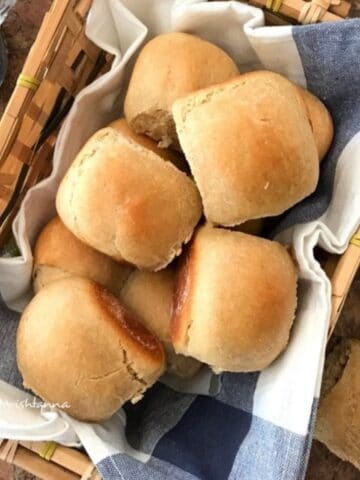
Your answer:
16,32 -> 334,422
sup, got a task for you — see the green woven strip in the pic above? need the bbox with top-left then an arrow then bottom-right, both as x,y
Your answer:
0,235 -> 20,258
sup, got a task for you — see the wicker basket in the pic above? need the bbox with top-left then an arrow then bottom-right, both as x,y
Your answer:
0,0 -> 359,478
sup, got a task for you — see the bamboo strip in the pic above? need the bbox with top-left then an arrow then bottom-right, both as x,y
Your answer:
328,236 -> 360,335
0,0 -> 105,220
20,441 -> 98,478
248,0 -> 347,21
12,446 -> 80,480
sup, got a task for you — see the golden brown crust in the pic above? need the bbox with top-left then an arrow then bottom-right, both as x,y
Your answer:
33,216 -> 132,295
295,86 -> 334,162
17,277 -> 165,422
171,244 -> 196,349
173,71 -> 319,226
56,127 -> 202,270
124,32 -> 239,147
95,285 -> 165,365
171,225 -> 298,372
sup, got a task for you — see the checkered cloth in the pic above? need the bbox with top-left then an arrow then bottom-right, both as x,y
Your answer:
0,2 -> 360,479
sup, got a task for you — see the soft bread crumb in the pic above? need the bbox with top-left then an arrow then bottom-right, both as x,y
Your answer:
212,367 -> 224,375
130,109 -> 179,149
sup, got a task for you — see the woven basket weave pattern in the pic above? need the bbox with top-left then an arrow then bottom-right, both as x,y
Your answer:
0,0 -> 110,245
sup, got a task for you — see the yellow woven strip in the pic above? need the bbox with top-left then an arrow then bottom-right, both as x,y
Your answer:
39,441 -> 57,461
350,230 -> 360,247
265,0 -> 283,12
17,73 -> 40,91
272,0 -> 283,12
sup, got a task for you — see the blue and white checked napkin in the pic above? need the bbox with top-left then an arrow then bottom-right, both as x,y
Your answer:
0,1 -> 360,479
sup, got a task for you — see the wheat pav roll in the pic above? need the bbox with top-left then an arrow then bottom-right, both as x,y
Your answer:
171,225 -> 298,373
124,32 -> 239,148
56,127 -> 202,270
17,277 -> 166,422
173,71 -> 319,226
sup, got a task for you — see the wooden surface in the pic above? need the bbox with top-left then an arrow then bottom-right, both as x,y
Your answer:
0,0 -> 359,479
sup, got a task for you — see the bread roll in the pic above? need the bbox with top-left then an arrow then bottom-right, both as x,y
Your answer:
171,225 -> 297,372
17,277 -> 165,422
173,71 -> 319,226
296,86 -> 333,161
124,32 -> 239,148
109,118 -> 188,172
33,216 -> 132,295
120,269 -> 201,378
315,339 -> 360,469
56,127 -> 202,270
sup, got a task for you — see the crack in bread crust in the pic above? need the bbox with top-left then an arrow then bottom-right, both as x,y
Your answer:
122,348 -> 147,387
72,347 -> 148,403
